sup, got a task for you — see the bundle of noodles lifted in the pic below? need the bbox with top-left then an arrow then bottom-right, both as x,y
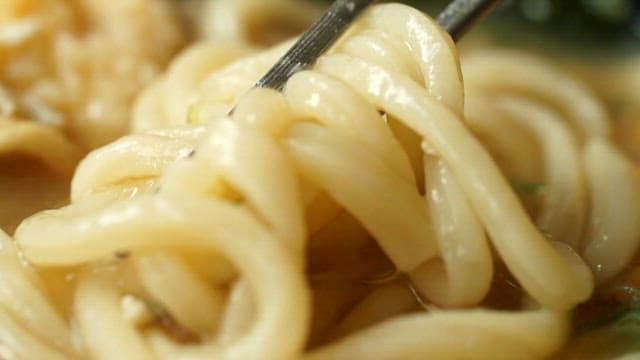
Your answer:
2,3 -> 639,359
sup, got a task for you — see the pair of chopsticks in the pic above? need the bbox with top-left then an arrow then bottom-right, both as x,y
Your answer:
254,0 -> 501,92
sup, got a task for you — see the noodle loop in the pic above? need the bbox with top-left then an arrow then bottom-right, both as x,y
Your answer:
2,2 -> 639,359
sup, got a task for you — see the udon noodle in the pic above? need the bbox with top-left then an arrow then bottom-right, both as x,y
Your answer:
0,0 -> 186,232
1,0 -> 640,359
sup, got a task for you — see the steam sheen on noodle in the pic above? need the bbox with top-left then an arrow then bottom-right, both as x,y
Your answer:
0,1 -> 640,359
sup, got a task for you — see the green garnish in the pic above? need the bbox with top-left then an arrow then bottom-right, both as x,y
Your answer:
561,301 -> 640,359
561,286 -> 640,359
510,179 -> 547,195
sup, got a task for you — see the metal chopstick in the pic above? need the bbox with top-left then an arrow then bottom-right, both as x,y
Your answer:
256,0 -> 377,92
437,0 -> 502,41
253,0 -> 501,93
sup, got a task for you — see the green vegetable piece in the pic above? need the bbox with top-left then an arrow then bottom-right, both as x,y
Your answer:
562,300 -> 640,359
510,179 -> 546,195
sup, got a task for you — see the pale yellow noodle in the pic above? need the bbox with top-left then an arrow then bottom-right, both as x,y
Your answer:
284,121 -> 437,271
3,1 -> 639,359
0,307 -> 68,360
582,139 -> 640,283
0,118 -> 81,232
494,96 -> 587,250
216,280 -> 255,345
75,270 -> 154,360
461,50 -> 610,140
0,118 -> 80,176
412,154 -> 492,307
0,230 -> 72,355
304,309 -> 569,360
17,195 -> 310,359
464,91 -> 543,183
133,251 -> 225,334
328,282 -> 419,340
316,52 -> 592,309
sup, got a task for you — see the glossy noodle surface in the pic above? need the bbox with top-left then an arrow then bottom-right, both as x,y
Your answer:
1,0 -> 640,359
